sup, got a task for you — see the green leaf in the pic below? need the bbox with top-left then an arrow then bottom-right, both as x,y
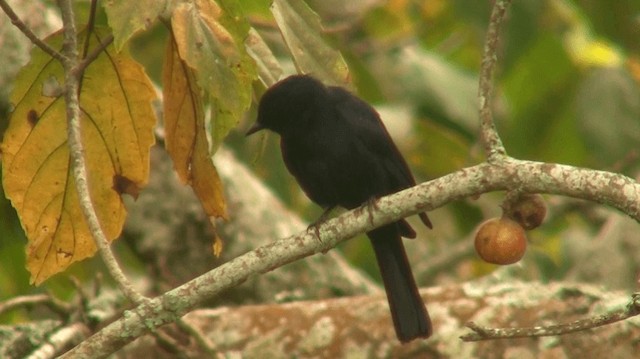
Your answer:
246,28 -> 283,87
271,0 -> 349,86
171,0 -> 256,149
103,0 -> 167,50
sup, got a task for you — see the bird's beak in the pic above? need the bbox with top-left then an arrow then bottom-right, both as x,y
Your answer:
245,122 -> 264,136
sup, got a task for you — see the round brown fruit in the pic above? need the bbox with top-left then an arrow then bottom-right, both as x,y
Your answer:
508,194 -> 547,230
474,217 -> 527,265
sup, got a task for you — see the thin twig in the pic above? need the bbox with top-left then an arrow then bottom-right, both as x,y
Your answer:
419,236 -> 475,282
0,0 -> 66,62
75,34 -> 114,75
76,0 -> 104,92
478,0 -> 512,159
0,294 -> 71,317
151,330 -> 185,357
461,293 -> 640,341
26,322 -> 90,359
176,318 -> 217,357
82,0 -> 99,58
56,0 -> 148,305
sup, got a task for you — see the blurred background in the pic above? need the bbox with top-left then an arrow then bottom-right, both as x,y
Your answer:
1,0 -> 639,326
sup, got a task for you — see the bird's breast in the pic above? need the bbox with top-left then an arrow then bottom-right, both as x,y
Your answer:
280,135 -> 384,209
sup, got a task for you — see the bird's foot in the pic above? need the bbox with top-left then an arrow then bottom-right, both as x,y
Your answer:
307,206 -> 336,242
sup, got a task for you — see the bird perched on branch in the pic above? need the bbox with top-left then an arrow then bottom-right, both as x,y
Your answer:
246,74 -> 433,342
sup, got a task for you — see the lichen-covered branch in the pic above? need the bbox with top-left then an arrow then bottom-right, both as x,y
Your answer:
60,158 -> 640,358
48,281 -> 640,358
478,0 -> 512,159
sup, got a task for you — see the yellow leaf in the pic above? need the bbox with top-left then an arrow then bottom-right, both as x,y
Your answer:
163,33 -> 228,220
1,29 -> 157,285
163,34 -> 198,184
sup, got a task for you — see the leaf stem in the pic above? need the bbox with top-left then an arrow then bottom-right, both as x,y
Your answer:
82,0 -> 99,59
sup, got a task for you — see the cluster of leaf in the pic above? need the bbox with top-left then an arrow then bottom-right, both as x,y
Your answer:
0,0 -> 350,288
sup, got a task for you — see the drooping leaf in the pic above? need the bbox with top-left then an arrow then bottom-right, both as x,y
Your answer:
162,34 -> 227,219
271,0 -> 350,87
171,0 -> 256,150
103,0 -> 167,50
192,114 -> 228,219
1,28 -> 157,284
246,27 -> 283,87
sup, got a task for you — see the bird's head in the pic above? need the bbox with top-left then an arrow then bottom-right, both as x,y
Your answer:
246,74 -> 327,137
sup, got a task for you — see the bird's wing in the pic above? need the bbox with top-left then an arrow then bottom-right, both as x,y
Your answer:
330,86 -> 417,190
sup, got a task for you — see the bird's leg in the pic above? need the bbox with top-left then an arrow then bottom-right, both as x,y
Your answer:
307,206 -> 337,241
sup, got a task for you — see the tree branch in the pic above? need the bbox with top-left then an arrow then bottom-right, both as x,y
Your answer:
0,294 -> 71,317
8,280 -> 639,357
60,158 -> 640,358
113,282 -> 640,357
478,0 -> 512,159
26,322 -> 89,359
462,293 -> 640,340
56,0 -> 147,305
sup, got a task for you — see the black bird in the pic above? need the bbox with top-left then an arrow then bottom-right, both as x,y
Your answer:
246,74 -> 433,342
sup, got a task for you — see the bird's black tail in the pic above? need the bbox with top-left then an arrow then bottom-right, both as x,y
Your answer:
368,221 -> 432,342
